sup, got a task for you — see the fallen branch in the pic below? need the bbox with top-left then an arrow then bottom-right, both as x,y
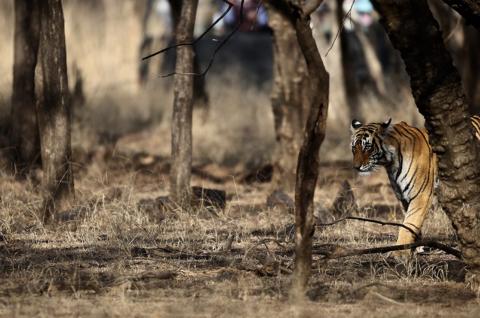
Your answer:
317,215 -> 420,240
312,240 -> 462,259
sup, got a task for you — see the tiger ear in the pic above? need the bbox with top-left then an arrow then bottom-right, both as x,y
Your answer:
351,119 -> 362,130
381,118 -> 392,129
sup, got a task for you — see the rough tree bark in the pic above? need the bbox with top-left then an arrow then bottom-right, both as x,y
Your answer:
372,0 -> 480,288
37,0 -> 74,223
441,0 -> 480,29
265,2 -> 310,192
170,0 -> 198,206
10,0 -> 41,175
271,0 -> 329,296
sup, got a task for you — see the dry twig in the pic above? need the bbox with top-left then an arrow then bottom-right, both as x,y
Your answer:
325,0 -> 356,57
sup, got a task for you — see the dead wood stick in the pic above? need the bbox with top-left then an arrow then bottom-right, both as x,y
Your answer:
317,216 -> 420,240
312,240 -> 462,259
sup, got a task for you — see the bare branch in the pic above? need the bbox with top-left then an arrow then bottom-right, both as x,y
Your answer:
142,0 -> 235,61
313,240 -> 462,259
143,0 -> 246,78
317,215 -> 420,240
325,0 -> 356,57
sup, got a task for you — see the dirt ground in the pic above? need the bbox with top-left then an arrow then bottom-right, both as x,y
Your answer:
0,138 -> 478,317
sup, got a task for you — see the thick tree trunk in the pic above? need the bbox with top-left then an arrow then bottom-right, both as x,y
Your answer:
38,0 -> 74,223
271,0 -> 329,297
266,2 -> 309,192
372,0 -> 480,288
10,0 -> 41,175
170,0 -> 198,206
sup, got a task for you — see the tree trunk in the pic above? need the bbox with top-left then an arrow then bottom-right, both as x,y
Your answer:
170,0 -> 198,206
372,0 -> 480,289
37,0 -> 74,223
168,0 -> 209,113
292,10 -> 329,297
265,2 -> 310,193
270,0 -> 330,297
428,0 -> 480,115
10,0 -> 41,175
168,0 -> 182,31
462,25 -> 480,114
336,0 -> 361,119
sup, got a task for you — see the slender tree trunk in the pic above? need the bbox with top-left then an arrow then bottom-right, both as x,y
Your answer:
429,0 -> 480,115
292,11 -> 329,297
436,0 -> 480,114
270,0 -> 329,297
10,0 -> 41,175
441,0 -> 480,29
37,0 -> 74,223
168,0 -> 182,30
372,0 -> 480,290
462,25 -> 480,114
170,0 -> 198,206
168,0 -> 209,113
266,2 -> 309,192
336,0 -> 361,119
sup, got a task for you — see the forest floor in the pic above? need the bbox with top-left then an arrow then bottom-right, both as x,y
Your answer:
0,135 -> 478,318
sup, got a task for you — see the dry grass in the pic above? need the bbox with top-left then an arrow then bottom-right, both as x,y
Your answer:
0,154 -> 477,317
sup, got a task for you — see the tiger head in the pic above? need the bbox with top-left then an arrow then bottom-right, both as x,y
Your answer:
350,118 -> 392,173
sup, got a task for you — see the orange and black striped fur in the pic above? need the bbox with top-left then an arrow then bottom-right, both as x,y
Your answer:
350,116 -> 480,246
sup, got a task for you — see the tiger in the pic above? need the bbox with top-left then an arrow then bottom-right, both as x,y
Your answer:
350,116 -> 480,251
